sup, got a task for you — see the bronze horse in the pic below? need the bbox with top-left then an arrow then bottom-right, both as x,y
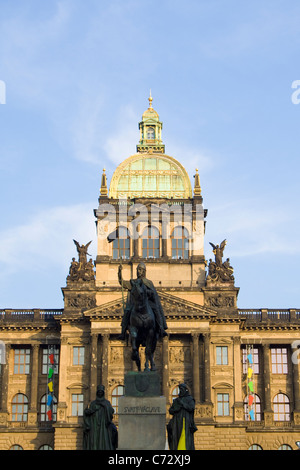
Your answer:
128,278 -> 157,372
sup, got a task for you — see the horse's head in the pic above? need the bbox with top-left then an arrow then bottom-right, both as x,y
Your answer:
130,278 -> 146,305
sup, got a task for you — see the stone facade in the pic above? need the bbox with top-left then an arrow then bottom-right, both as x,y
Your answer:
0,97 -> 299,450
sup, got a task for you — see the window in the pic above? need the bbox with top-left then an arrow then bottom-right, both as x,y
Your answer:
147,127 -> 155,139
244,394 -> 262,421
39,445 -> 53,450
271,347 -> 288,374
112,227 -> 130,260
142,226 -> 159,258
217,393 -> 229,416
42,347 -> 59,375
278,445 -> 292,450
73,346 -> 85,365
11,394 -> 28,422
10,445 -> 23,450
40,394 -> 57,422
216,346 -> 228,365
72,394 -> 84,417
242,347 -> 259,374
248,444 -> 262,450
171,227 -> 189,259
111,385 -> 124,415
14,348 -> 30,374
273,393 -> 290,421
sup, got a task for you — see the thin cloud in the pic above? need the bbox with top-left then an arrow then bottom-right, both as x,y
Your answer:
205,199 -> 299,258
0,203 -> 97,277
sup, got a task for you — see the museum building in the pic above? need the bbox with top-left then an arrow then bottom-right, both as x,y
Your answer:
0,96 -> 300,450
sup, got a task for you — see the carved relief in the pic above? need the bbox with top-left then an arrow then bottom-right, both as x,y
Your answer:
169,346 -> 191,364
66,295 -> 96,309
205,295 -> 235,308
195,404 -> 213,419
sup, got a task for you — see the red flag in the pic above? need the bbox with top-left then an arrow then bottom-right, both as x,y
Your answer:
248,395 -> 254,406
49,354 -> 54,364
47,409 -> 52,421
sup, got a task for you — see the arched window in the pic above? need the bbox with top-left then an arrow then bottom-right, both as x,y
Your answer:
11,394 -> 28,422
171,386 -> 180,401
248,444 -> 262,450
142,226 -> 159,258
39,445 -> 53,450
278,444 -> 292,450
111,385 -> 125,416
40,394 -> 57,422
10,445 -> 23,450
273,393 -> 290,421
171,227 -> 189,259
111,227 -> 130,260
243,394 -> 261,421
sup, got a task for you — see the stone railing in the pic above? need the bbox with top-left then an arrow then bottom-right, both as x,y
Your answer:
238,309 -> 300,322
0,309 -> 63,322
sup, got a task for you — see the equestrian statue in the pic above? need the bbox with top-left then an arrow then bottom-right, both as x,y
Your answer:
118,262 -> 168,372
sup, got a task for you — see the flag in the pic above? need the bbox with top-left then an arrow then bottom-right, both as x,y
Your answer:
248,381 -> 254,392
48,368 -> 54,379
47,395 -> 53,406
247,367 -> 253,379
49,354 -> 54,365
177,418 -> 186,450
249,409 -> 255,421
248,395 -> 254,406
247,353 -> 253,364
48,381 -> 53,392
47,409 -> 52,421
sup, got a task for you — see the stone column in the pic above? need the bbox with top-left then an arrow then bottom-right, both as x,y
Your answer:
162,335 -> 169,403
292,343 -> 300,424
101,334 -> 109,392
233,337 -> 243,421
28,344 -> 39,426
90,333 -> 98,402
203,333 -> 211,403
0,344 -> 10,427
30,344 -> 39,410
192,333 -> 200,403
133,238 -> 139,258
262,343 -> 273,425
0,344 -> 10,411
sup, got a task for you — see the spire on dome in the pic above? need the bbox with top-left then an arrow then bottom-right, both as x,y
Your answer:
148,89 -> 153,108
194,169 -> 202,197
100,168 -> 108,197
137,93 -> 165,154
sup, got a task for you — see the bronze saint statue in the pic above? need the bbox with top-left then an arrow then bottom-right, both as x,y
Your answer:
167,384 -> 197,450
83,385 -> 118,450
118,262 -> 168,371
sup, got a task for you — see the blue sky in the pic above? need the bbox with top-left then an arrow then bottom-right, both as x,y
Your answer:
0,0 -> 300,309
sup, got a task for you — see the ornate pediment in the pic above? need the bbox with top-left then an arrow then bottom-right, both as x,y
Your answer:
83,292 -> 217,320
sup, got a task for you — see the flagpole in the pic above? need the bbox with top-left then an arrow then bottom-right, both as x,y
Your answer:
118,235 -> 125,315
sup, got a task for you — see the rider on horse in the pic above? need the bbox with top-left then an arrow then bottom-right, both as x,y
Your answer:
118,262 -> 168,340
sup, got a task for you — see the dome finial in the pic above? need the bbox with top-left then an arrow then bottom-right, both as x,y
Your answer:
148,89 -> 153,108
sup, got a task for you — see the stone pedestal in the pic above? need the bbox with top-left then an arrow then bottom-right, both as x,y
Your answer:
118,371 -> 166,450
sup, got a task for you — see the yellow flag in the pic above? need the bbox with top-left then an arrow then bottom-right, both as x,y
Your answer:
48,381 -> 53,392
177,417 -> 186,450
247,367 -> 253,378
